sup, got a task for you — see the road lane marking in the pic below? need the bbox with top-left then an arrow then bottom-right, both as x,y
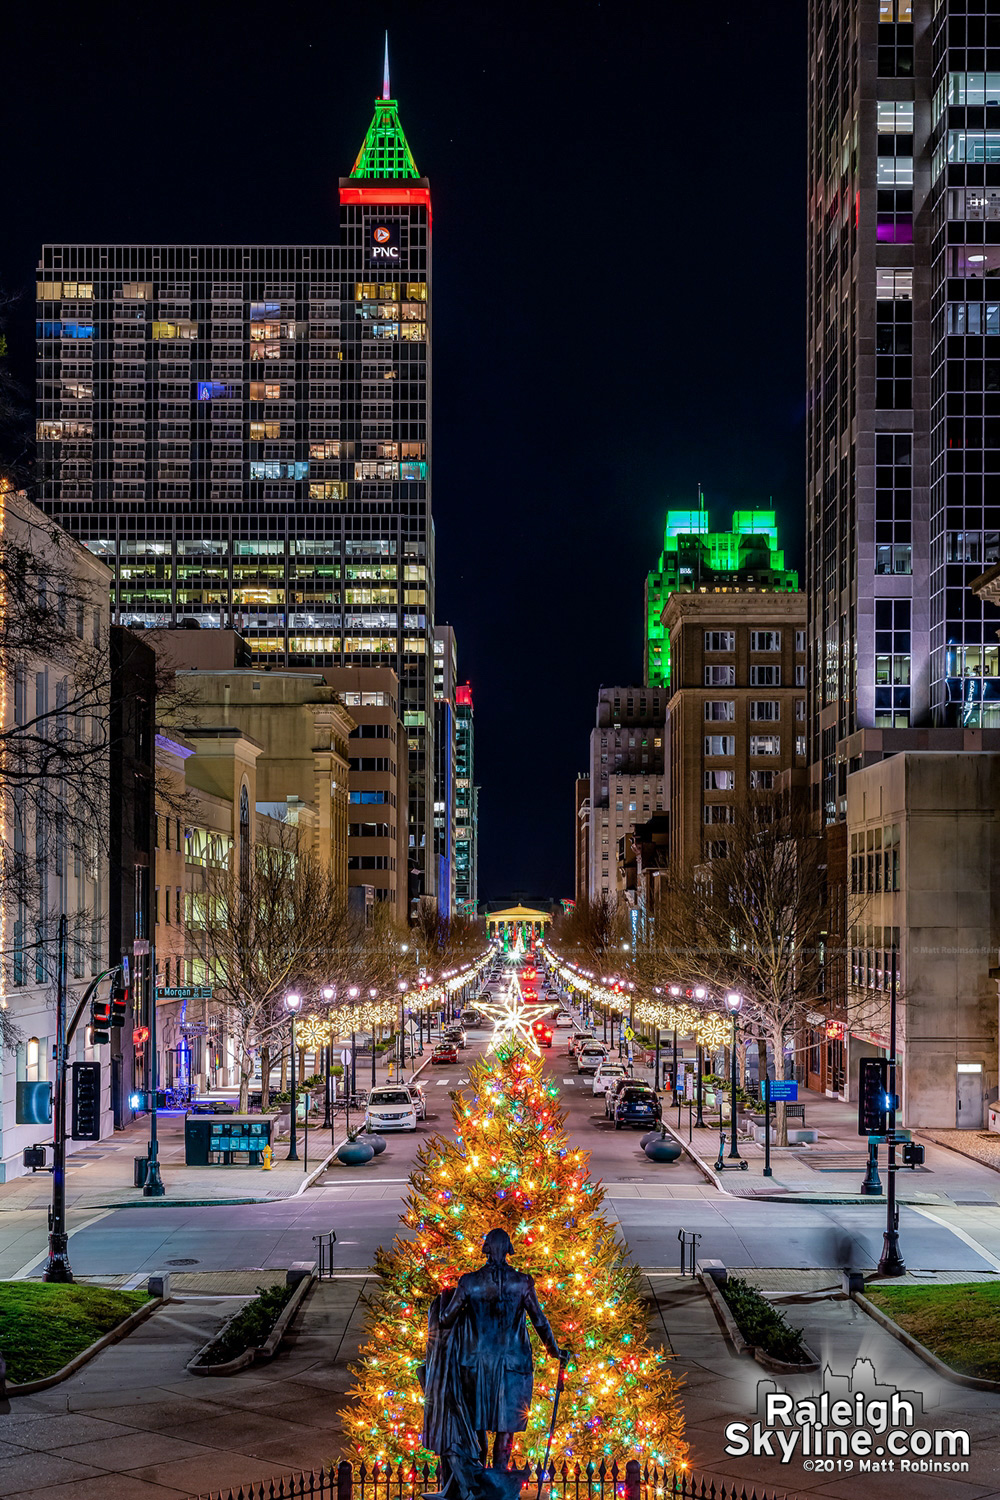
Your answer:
907,1204 -> 1000,1270
11,1209 -> 116,1280
562,1078 -> 576,1085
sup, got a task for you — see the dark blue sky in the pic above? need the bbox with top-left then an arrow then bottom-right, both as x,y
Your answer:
2,1 -> 806,903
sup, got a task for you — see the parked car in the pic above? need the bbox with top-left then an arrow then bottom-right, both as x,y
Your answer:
614,1086 -> 662,1130
409,1082 -> 428,1120
569,1029 -> 597,1057
432,1043 -> 459,1065
592,1061 -> 629,1097
364,1087 -> 418,1133
577,1043 -> 608,1074
532,1018 -> 553,1048
605,1074 -> 636,1117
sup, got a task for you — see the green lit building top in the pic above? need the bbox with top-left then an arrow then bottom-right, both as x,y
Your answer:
644,498 -> 799,688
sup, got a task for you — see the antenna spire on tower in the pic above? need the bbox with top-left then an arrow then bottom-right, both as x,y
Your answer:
382,31 -> 390,99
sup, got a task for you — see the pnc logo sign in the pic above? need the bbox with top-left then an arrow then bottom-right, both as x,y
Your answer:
369,221 -> 401,263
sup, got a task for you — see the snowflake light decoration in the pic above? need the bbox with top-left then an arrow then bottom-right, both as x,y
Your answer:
479,974 -> 552,1057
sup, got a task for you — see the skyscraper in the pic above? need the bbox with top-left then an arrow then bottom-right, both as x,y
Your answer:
454,684 -> 479,916
807,0 -> 1000,826
586,687 -> 667,902
644,502 -> 798,690
432,624 -> 457,914
35,57 -> 436,900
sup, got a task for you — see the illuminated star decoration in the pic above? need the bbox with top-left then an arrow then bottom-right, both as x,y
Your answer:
479,974 -> 552,1057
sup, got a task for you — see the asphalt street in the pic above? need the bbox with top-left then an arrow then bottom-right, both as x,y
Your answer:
16,1008 -> 1000,1281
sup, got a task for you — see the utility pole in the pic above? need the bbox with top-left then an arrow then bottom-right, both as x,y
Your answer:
878,950 -> 905,1275
43,952 -> 124,1282
43,915 -> 71,1282
143,938 -> 165,1195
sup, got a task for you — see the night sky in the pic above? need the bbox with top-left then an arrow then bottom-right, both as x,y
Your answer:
2,1 -> 806,904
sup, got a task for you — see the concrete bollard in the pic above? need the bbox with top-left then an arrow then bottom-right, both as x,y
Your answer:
842,1270 -> 865,1295
286,1261 -> 317,1287
697,1258 -> 728,1286
147,1272 -> 171,1299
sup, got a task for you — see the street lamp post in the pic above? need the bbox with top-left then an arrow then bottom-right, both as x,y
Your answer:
369,988 -> 378,1087
878,951 -> 906,1276
347,985 -> 359,1098
398,980 -> 409,1074
320,986 -> 336,1126
668,986 -> 682,1101
725,992 -> 743,1160
284,992 -> 302,1161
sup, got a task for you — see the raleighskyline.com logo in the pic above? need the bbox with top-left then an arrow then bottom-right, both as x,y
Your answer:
724,1359 -> 970,1474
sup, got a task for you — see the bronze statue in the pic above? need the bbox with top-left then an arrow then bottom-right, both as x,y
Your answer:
421,1228 -> 567,1500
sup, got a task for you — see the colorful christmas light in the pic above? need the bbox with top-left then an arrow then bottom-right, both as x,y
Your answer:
347,1045 -> 687,1472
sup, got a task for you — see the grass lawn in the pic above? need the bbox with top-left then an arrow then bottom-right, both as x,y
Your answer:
0,1282 -> 149,1384
866,1282 -> 1000,1382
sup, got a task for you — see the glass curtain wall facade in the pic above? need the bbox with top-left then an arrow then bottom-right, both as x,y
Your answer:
35,86 -> 437,902
807,0 -> 1000,825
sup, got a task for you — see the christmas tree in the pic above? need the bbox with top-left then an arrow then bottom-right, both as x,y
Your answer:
346,1030 -> 687,1473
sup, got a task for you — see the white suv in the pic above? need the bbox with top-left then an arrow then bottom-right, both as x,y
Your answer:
364,1087 -> 418,1132
592,1061 -> 628,1096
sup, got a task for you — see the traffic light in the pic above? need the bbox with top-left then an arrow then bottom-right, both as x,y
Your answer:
109,969 -> 129,1028
901,1141 -> 925,1168
858,1057 -> 892,1135
128,1089 -> 166,1112
89,996 -> 112,1046
71,1061 -> 101,1141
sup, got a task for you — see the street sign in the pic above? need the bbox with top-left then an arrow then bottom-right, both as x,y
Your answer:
340,1049 -> 352,1067
767,1079 -> 798,1102
158,986 -> 213,1000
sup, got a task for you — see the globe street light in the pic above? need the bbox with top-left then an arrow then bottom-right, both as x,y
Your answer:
397,979 -> 410,1069
347,985 -> 360,1097
368,988 -> 378,1086
724,992 -> 743,1161
284,992 -> 302,1161
321,986 -> 336,1125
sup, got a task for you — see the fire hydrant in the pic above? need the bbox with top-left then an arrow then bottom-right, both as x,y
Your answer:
261,1144 -> 273,1171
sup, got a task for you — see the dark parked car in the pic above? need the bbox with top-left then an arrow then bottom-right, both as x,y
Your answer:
613,1086 -> 662,1130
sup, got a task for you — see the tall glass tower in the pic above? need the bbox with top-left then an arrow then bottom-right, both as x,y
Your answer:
35,62 -> 436,901
807,0 -> 1000,825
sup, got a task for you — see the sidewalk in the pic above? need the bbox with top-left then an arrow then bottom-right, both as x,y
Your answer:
649,1270 -> 1000,1499
0,1112 -> 334,1215
0,1273 -> 376,1500
663,1087 -> 1000,1206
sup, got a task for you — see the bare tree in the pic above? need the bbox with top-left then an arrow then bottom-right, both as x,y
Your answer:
640,797 -> 829,1144
187,832 -> 377,1111
408,902 -> 485,977
552,891 -> 627,973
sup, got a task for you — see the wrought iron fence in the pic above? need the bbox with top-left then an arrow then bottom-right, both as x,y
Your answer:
198,1457 -> 798,1500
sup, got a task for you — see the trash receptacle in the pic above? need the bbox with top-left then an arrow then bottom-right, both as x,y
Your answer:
133,1155 -> 148,1187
